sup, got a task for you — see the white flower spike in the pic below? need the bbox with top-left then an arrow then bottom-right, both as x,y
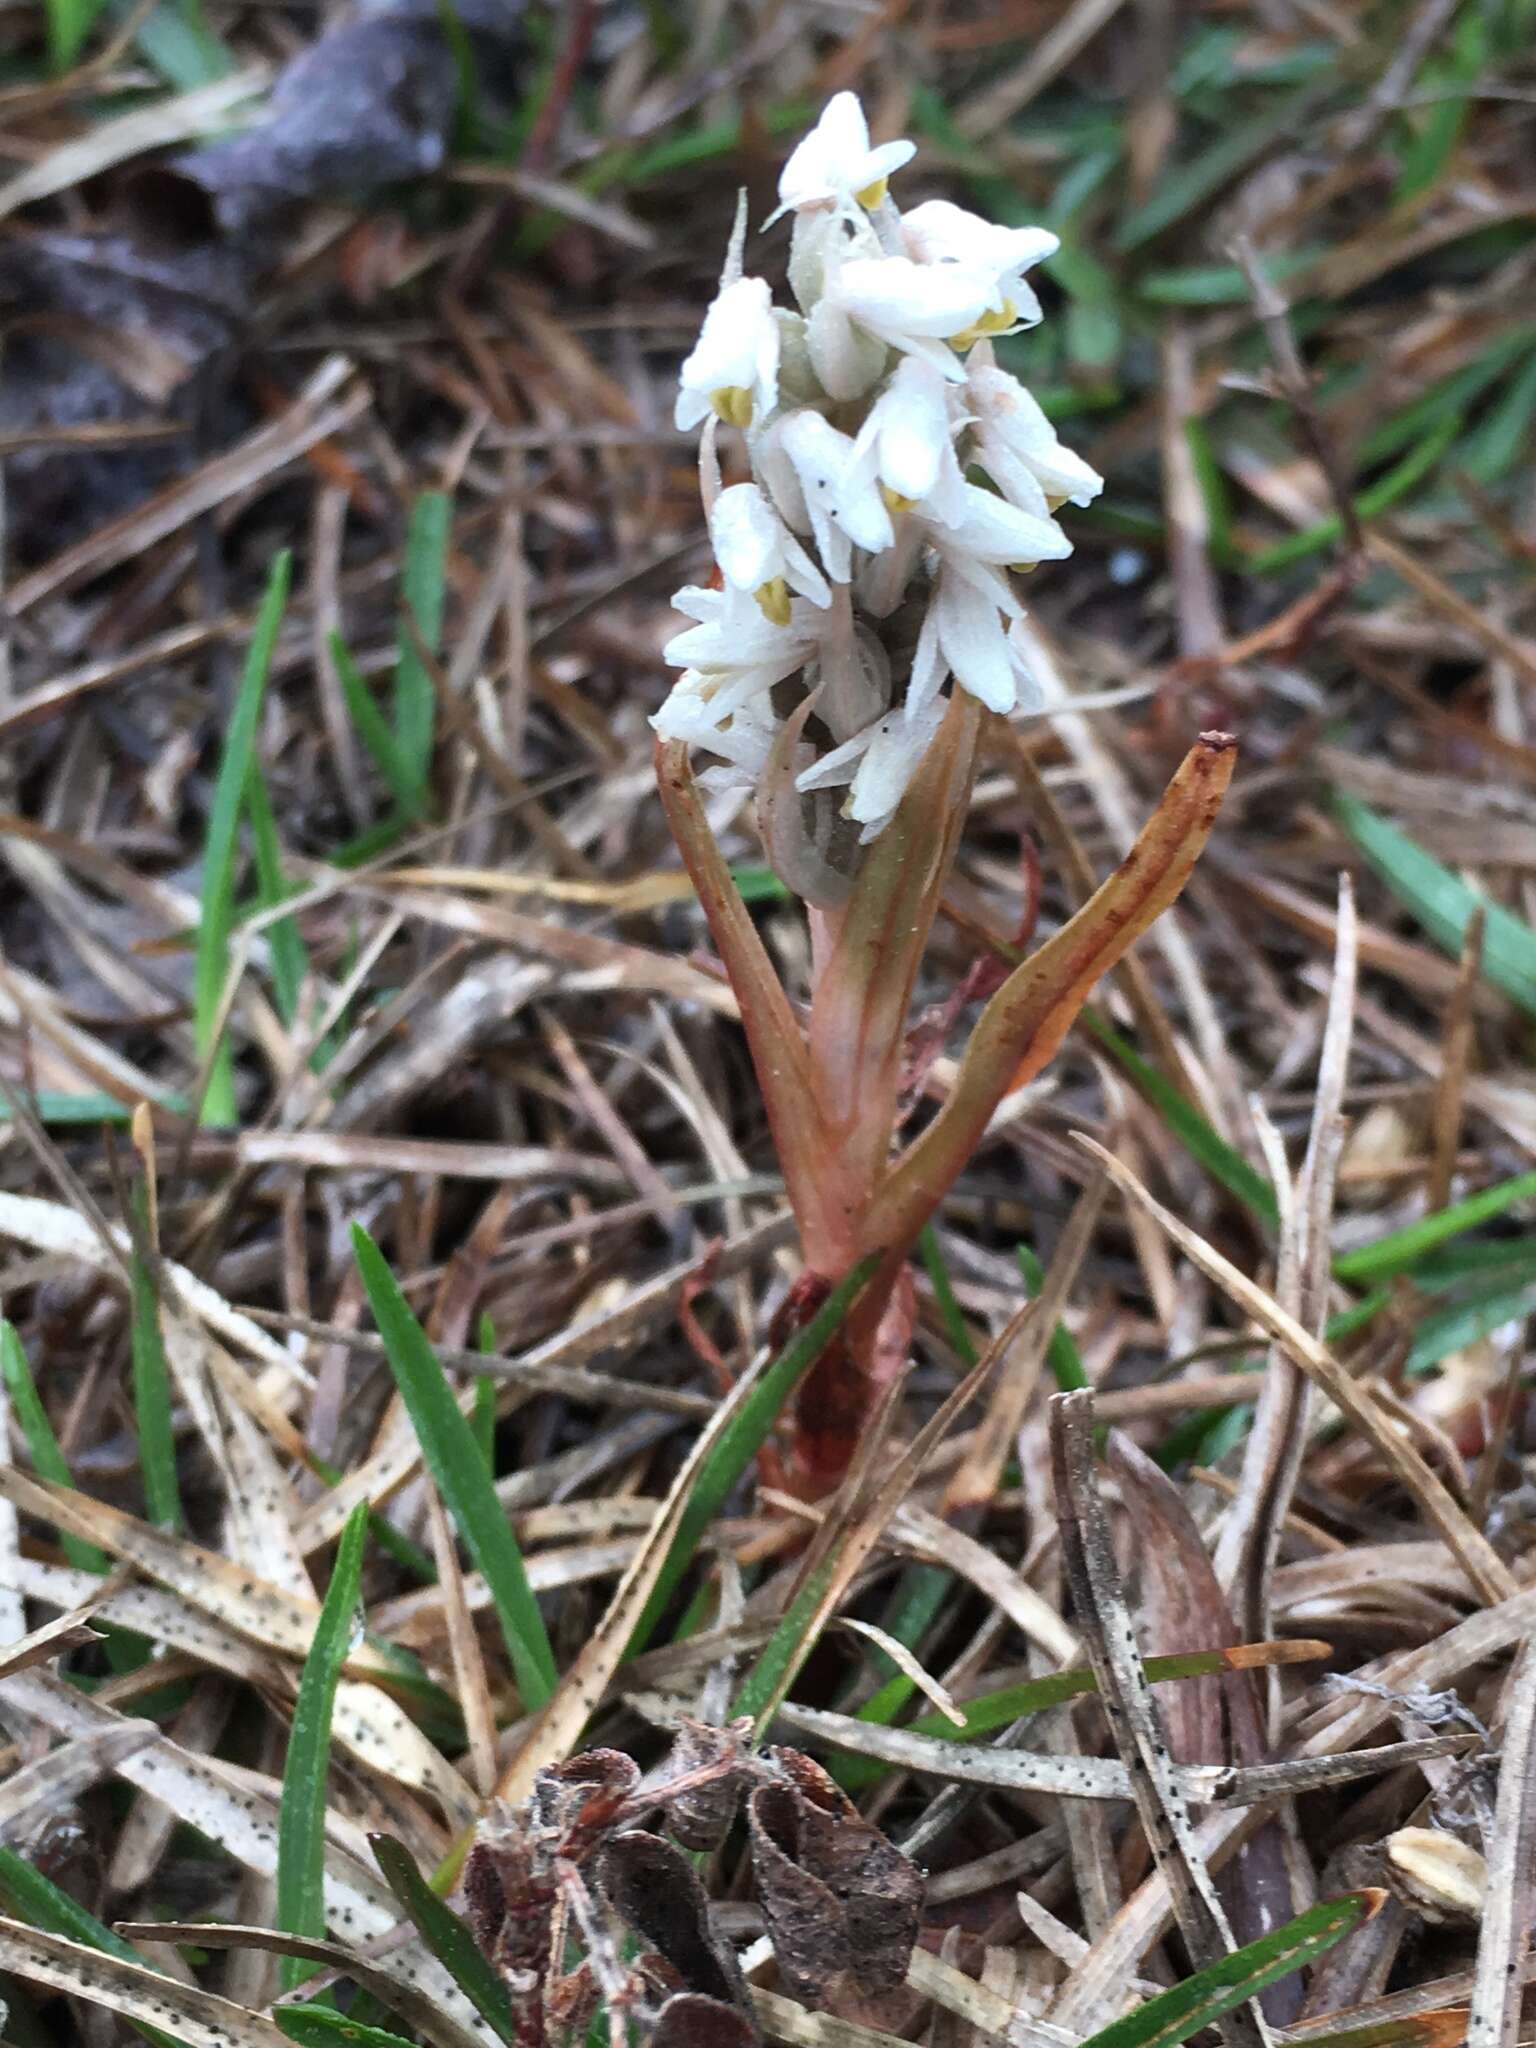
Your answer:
774,90 -> 915,220
658,91 -> 1101,852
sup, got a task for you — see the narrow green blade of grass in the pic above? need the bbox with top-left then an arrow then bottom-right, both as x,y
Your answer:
1,1321 -> 110,1572
128,1192 -> 181,1534
351,1225 -> 557,1708
46,0 -> 110,67
1333,1168 -> 1536,1282
0,1090 -> 189,1126
1408,1273 -> 1536,1373
245,769 -> 310,1027
276,1501 -> 369,1991
369,1835 -> 513,2044
835,1645 -> 1289,1791
1333,790 -> 1536,1017
1015,1243 -> 1091,1395
919,1225 -> 978,1365
1248,415 -> 1458,573
194,550 -> 291,1127
730,1546 -> 842,1733
1080,1892 -> 1379,2048
328,632 -> 417,811
1461,346 -> 1536,484
278,2011 -> 416,2048
0,1845 -> 181,2048
628,1252 -> 882,1656
1080,1008 -> 1278,1224
393,492 -> 451,814
1359,327 -> 1534,466
1114,81 -> 1328,249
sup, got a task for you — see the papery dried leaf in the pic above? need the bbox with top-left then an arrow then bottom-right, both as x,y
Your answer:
866,732 -> 1235,1282
757,696 -> 858,911
747,1758 -> 924,2009
661,1719 -> 750,1854
531,1749 -> 641,1859
598,1832 -> 752,2015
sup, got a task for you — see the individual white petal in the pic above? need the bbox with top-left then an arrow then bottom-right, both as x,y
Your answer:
901,200 -> 1058,286
936,570 -> 1018,713
805,296 -> 888,402
710,483 -> 781,591
930,480 -> 1072,564
663,584 -> 818,675
850,356 -> 959,505
1005,620 -> 1049,714
906,596 -> 947,721
779,527 -> 832,607
794,722 -> 873,794
675,277 -> 780,430
969,363 -> 1104,508
779,410 -> 894,577
836,256 -> 997,340
847,695 -> 947,824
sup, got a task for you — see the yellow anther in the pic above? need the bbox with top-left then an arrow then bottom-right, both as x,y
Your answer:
879,484 -> 917,516
855,177 -> 889,209
948,301 -> 1018,351
709,386 -> 755,428
754,577 -> 791,626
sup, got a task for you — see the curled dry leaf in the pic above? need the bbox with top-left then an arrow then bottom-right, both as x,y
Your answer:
746,1748 -> 925,2015
598,1830 -> 756,2021
652,1991 -> 761,2048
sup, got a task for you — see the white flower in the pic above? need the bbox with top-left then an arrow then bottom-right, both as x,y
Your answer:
845,356 -> 965,513
901,200 -> 1058,337
966,356 -> 1103,516
663,582 -> 821,683
675,276 -> 780,431
813,255 -> 996,389
905,482 -> 1072,717
709,482 -> 831,616
774,91 -> 915,220
779,410 -> 894,582
795,695 -> 948,840
653,670 -> 783,782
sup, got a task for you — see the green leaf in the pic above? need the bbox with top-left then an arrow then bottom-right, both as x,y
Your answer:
369,1835 -> 513,2044
1333,1168 -> 1536,1282
1015,1242 -> 1092,1396
1333,790 -> 1536,1017
44,0 -> 110,67
194,551 -> 291,1126
1248,414 -> 1458,573
628,1252 -> 883,1655
1,1321 -> 110,1573
246,770 -> 310,1027
394,493 -> 451,814
128,1192 -> 181,1534
329,632 -> 417,811
351,1225 -> 557,1708
277,1502 -> 369,1991
919,1226 -> 978,1366
1079,1008 -> 1279,1226
1079,1892 -> 1378,2048
278,2008 -> 416,2048
1114,82 -> 1329,249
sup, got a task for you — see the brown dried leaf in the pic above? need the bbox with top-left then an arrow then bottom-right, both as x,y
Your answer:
599,1831 -> 754,2016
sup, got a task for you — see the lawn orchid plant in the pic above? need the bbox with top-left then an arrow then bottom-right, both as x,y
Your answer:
655,93 -> 1235,1492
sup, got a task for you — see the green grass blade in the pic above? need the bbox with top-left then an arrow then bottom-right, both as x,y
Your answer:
276,1501 -> 369,1991
194,550 -> 291,1126
351,1225 -> 557,1708
919,1226 -> 978,1365
1333,1168 -> 1536,1282
328,632 -> 417,810
128,1192 -> 181,1534
278,2010 -> 417,2048
393,492 -> 451,814
1,1321 -> 110,1573
1248,416 -> 1458,572
245,769 -> 310,1027
628,1252 -> 883,1655
1079,1892 -> 1377,2048
730,1546 -> 842,1733
1079,1009 -> 1280,1226
1015,1243 -> 1091,1396
1333,790 -> 1536,1017
369,1835 -> 513,2044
